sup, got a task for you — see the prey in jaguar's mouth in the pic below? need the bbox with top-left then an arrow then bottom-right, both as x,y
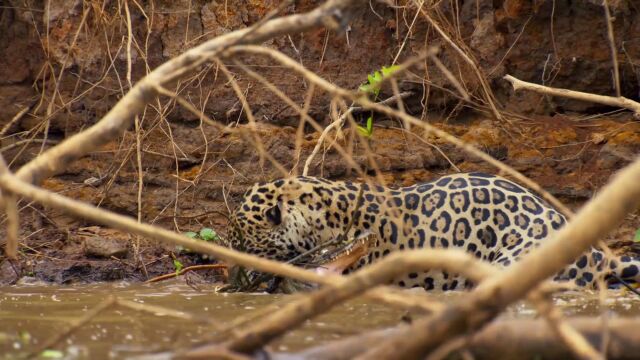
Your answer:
313,233 -> 376,276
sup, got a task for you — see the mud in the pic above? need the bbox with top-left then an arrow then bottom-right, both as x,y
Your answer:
0,1 -> 639,284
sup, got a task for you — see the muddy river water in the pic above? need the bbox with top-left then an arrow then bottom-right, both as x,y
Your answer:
1,282 -> 640,359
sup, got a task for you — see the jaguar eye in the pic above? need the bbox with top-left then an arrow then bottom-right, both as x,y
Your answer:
265,204 -> 282,226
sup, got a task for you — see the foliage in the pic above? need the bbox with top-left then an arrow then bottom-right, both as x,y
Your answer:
357,65 -> 400,139
358,65 -> 401,98
183,228 -> 220,242
199,228 -> 220,242
177,228 -> 222,259
635,228 -> 640,242
357,116 -> 374,138
172,259 -> 184,274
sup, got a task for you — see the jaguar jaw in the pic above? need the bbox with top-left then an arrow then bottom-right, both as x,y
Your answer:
314,234 -> 375,275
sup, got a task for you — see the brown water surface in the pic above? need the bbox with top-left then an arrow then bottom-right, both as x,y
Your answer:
1,282 -> 640,359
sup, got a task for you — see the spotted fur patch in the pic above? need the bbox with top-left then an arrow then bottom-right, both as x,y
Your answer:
228,173 -> 640,292
421,190 -> 447,217
449,191 -> 471,213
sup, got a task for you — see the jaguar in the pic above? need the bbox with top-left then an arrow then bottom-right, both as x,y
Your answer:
226,173 -> 640,290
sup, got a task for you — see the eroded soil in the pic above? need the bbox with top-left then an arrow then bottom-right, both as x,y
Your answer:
0,1 -> 639,284
1,112 -> 639,285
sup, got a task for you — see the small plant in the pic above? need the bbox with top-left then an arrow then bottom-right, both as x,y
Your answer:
184,227 -> 220,242
357,116 -> 374,138
356,65 -> 401,140
358,65 -> 401,98
178,228 -> 222,259
172,258 -> 184,274
198,228 -> 220,242
635,228 -> 640,242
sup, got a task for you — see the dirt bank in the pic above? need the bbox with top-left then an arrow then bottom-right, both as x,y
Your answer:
0,1 -> 638,284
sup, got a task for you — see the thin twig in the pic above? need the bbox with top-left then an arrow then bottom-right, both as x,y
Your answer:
428,53 -> 470,101
0,139 -> 58,154
602,0 -> 621,97
504,74 -> 640,116
0,106 -> 31,137
0,156 -> 19,258
124,0 -> 146,278
145,264 -> 227,283
414,2 -> 503,122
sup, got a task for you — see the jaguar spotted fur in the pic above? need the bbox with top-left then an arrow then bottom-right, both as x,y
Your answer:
226,173 -> 640,290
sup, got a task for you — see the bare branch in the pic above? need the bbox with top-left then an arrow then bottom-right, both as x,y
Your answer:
504,74 -> 640,116
602,0 -> 621,97
0,156 -> 18,258
294,317 -> 640,360
414,2 -> 503,121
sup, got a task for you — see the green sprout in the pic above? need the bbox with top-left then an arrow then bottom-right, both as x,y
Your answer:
356,65 -> 401,139
199,228 -> 220,242
358,65 -> 401,98
178,228 -> 222,253
173,259 -> 184,275
357,116 -> 374,138
635,228 -> 640,242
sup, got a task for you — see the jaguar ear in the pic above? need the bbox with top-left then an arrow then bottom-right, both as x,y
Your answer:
281,178 -> 304,197
265,202 -> 282,226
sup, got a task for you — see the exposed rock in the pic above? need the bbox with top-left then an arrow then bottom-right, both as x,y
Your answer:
470,13 -> 505,71
84,237 -> 129,259
0,260 -> 18,284
599,131 -> 640,169
14,276 -> 48,286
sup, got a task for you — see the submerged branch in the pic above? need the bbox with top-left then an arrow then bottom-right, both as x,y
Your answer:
287,317 -> 640,360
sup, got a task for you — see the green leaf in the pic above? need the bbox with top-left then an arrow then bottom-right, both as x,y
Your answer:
635,228 -> 640,242
366,116 -> 373,132
184,231 -> 198,239
173,259 -> 184,274
372,71 -> 383,84
41,350 -> 64,358
367,73 -> 376,85
199,228 -> 219,242
381,64 -> 401,77
357,126 -> 370,138
359,84 -> 372,93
